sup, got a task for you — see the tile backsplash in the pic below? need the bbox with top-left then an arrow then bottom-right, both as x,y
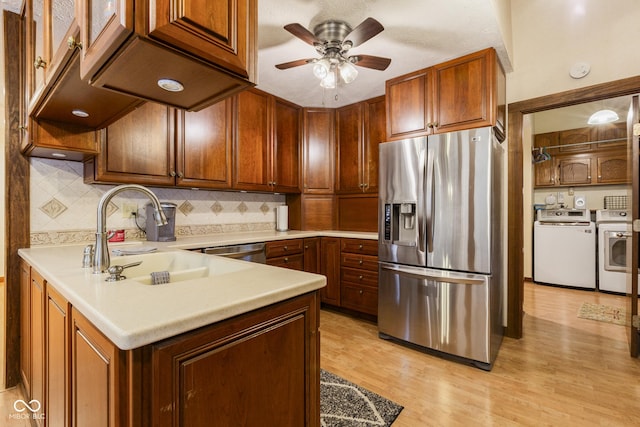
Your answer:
30,158 -> 285,245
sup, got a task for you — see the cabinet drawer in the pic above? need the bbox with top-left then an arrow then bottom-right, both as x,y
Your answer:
340,253 -> 378,271
340,239 -> 378,256
267,254 -> 304,271
340,283 -> 378,316
341,268 -> 378,288
266,239 -> 304,258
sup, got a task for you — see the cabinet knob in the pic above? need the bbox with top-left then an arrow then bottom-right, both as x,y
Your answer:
598,175 -> 602,179
284,257 -> 289,262
358,275 -> 363,280
588,176 -> 591,179
304,245 -> 309,249
359,259 -> 363,265
358,244 -> 363,250
33,56 -> 47,69
359,290 -> 364,295
177,172 -> 184,178
283,246 -> 288,251
169,171 -> 177,177
67,36 -> 83,51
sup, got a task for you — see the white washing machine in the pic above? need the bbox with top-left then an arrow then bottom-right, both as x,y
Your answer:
596,209 -> 640,295
534,209 -> 596,289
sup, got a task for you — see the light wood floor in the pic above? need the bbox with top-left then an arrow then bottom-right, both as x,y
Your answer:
1,283 -> 638,425
320,282 -> 640,426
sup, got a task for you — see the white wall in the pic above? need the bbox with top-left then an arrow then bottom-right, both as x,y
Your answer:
508,0 -> 640,104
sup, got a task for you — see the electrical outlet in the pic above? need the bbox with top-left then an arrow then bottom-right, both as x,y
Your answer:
122,202 -> 137,218
568,187 -> 575,196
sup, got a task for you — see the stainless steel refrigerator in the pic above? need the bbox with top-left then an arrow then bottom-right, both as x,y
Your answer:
378,126 -> 503,370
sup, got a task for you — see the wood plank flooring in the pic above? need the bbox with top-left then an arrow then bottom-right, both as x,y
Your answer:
320,282 -> 640,426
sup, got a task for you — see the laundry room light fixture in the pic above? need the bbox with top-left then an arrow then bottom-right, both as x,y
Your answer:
587,109 -> 619,125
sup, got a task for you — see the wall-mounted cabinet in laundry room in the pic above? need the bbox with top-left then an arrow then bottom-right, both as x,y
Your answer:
533,122 -> 628,188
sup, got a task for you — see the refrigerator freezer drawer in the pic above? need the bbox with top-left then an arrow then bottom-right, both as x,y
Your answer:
378,263 -> 502,367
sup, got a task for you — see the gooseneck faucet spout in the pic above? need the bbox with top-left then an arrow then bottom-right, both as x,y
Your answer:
93,184 -> 168,274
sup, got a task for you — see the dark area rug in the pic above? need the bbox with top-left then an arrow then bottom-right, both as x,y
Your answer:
320,369 -> 403,426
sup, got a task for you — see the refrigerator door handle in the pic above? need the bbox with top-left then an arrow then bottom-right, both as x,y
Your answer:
425,151 -> 435,253
380,263 -> 486,285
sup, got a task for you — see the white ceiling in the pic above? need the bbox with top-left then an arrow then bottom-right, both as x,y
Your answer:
1,0 -> 510,108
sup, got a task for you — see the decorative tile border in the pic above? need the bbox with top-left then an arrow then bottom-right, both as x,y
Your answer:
30,222 -> 276,246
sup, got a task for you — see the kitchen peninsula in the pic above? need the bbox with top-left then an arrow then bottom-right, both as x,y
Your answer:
19,237 -> 328,426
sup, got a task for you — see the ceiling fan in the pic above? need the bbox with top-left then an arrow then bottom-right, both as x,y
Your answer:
275,17 -> 391,88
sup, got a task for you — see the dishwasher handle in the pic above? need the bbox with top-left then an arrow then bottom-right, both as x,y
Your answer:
202,243 -> 266,263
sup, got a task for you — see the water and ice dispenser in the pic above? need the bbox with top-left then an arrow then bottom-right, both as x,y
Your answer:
383,202 -> 417,246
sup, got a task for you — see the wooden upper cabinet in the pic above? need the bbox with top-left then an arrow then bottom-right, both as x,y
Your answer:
234,89 -> 300,193
336,103 -> 363,193
558,127 -> 594,153
432,48 -> 504,134
336,96 -> 385,194
272,97 -> 301,193
386,48 -> 505,140
386,68 -> 431,140
596,153 -> 628,184
177,99 -> 233,189
84,102 -> 176,186
557,156 -> 592,186
234,89 -> 272,192
363,96 -> 386,194
302,108 -> 335,194
79,0 -> 256,111
597,121 -> 627,149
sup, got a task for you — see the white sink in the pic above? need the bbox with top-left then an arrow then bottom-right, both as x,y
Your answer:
108,250 -> 252,285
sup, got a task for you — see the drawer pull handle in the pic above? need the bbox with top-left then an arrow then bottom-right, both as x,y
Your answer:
359,259 -> 363,265
359,244 -> 363,249
358,275 -> 363,280
284,246 -> 288,251
284,257 -> 289,262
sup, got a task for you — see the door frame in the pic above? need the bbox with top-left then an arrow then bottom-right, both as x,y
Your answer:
506,75 -> 640,339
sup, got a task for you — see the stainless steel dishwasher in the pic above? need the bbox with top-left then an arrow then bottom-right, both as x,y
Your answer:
199,243 -> 266,264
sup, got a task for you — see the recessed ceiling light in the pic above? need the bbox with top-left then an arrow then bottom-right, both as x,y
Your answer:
51,153 -> 67,158
71,109 -> 89,118
157,79 -> 184,92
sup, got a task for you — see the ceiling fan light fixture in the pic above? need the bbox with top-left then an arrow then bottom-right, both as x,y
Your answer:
339,61 -> 358,84
320,70 -> 336,89
313,59 -> 330,79
587,109 -> 619,125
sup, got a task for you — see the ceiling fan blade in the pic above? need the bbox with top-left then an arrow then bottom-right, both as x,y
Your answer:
283,23 -> 319,45
275,58 -> 314,70
350,55 -> 391,71
344,17 -> 384,47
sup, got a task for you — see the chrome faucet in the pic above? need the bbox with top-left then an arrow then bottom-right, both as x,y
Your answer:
93,184 -> 168,274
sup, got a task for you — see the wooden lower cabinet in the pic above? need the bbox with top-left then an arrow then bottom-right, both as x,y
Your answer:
71,308 -> 124,427
153,292 -> 320,427
320,238 -> 341,306
339,239 -> 379,316
266,239 -> 305,270
303,238 -> 321,274
46,286 -> 70,427
20,260 -> 31,398
23,262 -> 320,427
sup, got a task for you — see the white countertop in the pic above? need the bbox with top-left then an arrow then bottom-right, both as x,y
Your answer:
19,230 -> 376,350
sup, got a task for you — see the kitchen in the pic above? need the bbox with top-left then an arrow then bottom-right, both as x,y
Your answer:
2,0 -> 640,426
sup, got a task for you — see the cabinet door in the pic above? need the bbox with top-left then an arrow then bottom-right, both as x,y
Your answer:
79,0 -> 133,81
320,238 -> 341,305
153,293 -> 319,427
72,308 -> 122,427
386,68 -> 431,140
20,260 -> 31,398
431,48 -> 496,133
147,0 -> 256,80
363,96 -> 386,193
534,160 -> 557,187
597,122 -> 627,149
302,108 -> 335,194
303,237 -> 321,274
46,285 -> 70,427
30,269 -> 46,425
88,102 -> 176,186
272,97 -> 301,193
177,99 -> 232,189
26,0 -> 47,102
336,102 -> 363,193
559,127 -> 594,153
557,157 -> 591,185
597,153 -> 628,184
234,89 -> 271,191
